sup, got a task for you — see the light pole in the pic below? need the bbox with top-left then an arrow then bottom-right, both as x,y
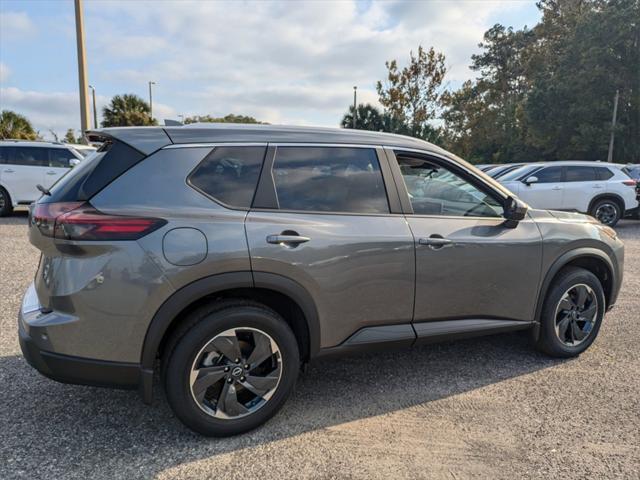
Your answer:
74,0 -> 91,141
607,89 -> 619,163
148,81 -> 156,121
352,86 -> 357,129
89,85 -> 97,129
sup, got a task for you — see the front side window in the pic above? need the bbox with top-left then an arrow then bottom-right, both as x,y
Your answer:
272,147 -> 389,214
189,146 -> 266,208
0,146 -> 14,164
532,166 -> 563,183
396,156 -> 502,217
565,166 -> 597,182
12,147 -> 48,167
49,148 -> 76,168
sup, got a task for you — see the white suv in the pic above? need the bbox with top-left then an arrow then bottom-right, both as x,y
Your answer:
499,161 -> 639,226
0,140 -> 83,216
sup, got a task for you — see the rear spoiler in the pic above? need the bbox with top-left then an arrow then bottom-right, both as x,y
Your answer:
85,127 -> 173,156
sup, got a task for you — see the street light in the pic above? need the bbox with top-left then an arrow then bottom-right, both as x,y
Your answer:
88,85 -> 97,129
148,81 -> 156,120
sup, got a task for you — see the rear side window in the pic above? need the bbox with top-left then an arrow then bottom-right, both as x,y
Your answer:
11,147 -> 48,166
596,167 -> 614,180
272,147 -> 389,214
533,166 -> 563,183
565,166 -> 597,182
189,146 -> 266,208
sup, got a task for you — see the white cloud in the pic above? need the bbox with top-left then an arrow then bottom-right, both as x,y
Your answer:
0,11 -> 36,40
0,63 -> 10,82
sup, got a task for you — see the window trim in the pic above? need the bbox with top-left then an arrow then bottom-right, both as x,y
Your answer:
385,147 -> 509,219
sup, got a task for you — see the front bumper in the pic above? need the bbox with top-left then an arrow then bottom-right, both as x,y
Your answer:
18,282 -> 143,392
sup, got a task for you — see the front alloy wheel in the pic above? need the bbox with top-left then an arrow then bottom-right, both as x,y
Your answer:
190,327 -> 282,419
594,202 -> 618,226
554,284 -> 598,346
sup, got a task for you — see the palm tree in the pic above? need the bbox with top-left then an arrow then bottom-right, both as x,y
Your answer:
101,94 -> 157,127
0,110 -> 37,140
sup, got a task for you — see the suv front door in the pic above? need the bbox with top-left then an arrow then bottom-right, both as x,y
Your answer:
245,145 -> 415,351
517,165 -> 564,210
386,149 -> 543,337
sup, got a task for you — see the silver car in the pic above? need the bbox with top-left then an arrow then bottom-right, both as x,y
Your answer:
19,125 -> 624,436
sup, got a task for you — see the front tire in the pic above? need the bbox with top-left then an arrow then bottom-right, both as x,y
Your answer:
535,267 -> 605,358
164,300 -> 299,436
0,187 -> 13,217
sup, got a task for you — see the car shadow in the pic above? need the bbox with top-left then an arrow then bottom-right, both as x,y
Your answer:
0,332 -> 566,478
0,209 -> 28,225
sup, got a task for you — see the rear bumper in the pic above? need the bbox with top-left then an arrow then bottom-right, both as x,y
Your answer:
18,282 -> 153,402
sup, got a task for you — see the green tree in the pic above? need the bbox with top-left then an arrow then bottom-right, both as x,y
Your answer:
0,110 -> 37,140
184,114 -> 266,124
101,94 -> 156,127
340,103 -> 386,131
63,129 -> 80,144
376,45 -> 447,139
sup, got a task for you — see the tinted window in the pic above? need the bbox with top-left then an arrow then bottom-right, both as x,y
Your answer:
596,167 -> 614,180
397,156 -> 502,217
532,166 -> 563,183
189,146 -> 266,208
0,146 -> 14,164
272,147 -> 389,214
565,166 -> 597,182
48,148 -> 75,168
500,165 -> 540,181
11,147 -> 48,167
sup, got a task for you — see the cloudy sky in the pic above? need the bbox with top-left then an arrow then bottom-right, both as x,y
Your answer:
0,0 -> 540,139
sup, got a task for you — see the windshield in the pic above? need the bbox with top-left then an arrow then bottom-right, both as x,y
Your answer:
499,164 -> 541,182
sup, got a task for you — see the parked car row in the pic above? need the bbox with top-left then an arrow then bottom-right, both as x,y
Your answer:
483,161 -> 639,227
0,140 -> 88,216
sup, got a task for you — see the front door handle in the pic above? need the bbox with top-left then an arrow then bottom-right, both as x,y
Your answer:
3,168 -> 15,173
551,186 -> 562,191
46,171 -> 58,175
418,236 -> 453,249
266,234 -> 311,246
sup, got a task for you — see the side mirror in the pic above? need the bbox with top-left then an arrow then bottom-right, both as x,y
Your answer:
503,196 -> 528,228
69,158 -> 81,167
523,175 -> 538,186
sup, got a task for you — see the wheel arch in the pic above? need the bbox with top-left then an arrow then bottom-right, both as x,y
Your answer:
588,193 -> 625,213
141,271 -> 320,373
532,248 -> 616,340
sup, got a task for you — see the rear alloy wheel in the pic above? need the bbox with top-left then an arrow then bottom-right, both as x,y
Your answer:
590,199 -> 621,227
535,267 -> 605,358
0,187 -> 13,217
164,300 -> 299,436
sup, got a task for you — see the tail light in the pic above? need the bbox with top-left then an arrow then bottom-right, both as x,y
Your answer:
622,179 -> 637,187
32,202 -> 166,240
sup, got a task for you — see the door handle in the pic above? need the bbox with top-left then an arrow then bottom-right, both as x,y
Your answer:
266,234 -> 310,246
46,171 -> 58,175
592,184 -> 604,189
551,186 -> 562,191
418,236 -> 453,249
3,169 -> 14,173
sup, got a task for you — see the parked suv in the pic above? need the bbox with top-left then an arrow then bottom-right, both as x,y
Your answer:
19,125 -> 624,436
0,140 -> 83,216
499,161 -> 638,226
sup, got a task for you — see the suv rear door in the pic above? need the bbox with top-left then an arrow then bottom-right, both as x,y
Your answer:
385,148 -> 542,336
245,145 -> 415,351
562,166 -> 601,212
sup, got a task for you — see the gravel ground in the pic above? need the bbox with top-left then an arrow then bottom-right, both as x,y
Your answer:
1,210 -> 639,479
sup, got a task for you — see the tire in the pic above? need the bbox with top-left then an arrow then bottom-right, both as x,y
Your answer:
164,299 -> 300,436
589,198 -> 622,227
0,187 -> 13,217
535,267 -> 605,358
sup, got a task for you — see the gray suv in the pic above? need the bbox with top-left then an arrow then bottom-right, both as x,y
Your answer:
19,125 -> 624,436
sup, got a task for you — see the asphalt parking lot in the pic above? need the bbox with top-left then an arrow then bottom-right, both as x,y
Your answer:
1,211 -> 639,479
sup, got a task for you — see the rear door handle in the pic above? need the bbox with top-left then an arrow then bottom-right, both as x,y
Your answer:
551,186 -> 562,191
266,234 -> 311,245
46,171 -> 58,175
418,237 -> 453,248
593,184 -> 604,189
3,169 -> 15,173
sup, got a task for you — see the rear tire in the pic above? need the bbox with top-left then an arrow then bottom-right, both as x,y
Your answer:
535,267 -> 605,358
0,187 -> 13,217
589,198 -> 622,227
164,300 -> 299,436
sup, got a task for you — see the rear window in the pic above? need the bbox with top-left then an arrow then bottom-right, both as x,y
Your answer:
272,147 -> 389,214
10,146 -> 48,167
42,140 -> 145,203
596,167 -> 614,180
188,146 -> 266,208
565,166 -> 597,182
